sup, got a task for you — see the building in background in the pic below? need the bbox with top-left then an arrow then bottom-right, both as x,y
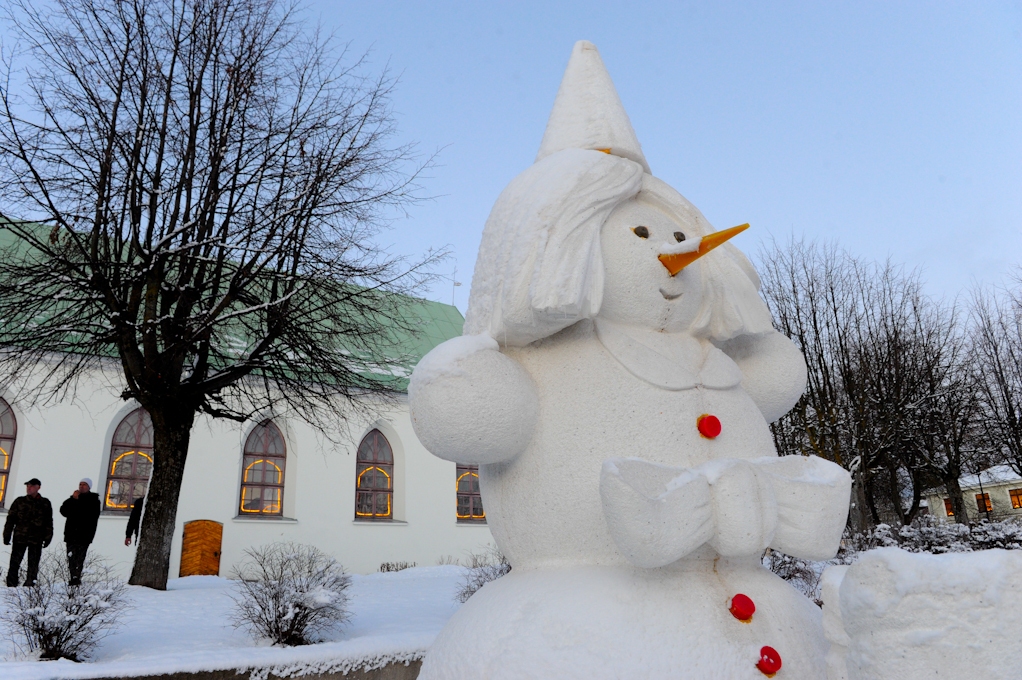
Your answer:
927,466 -> 1022,523
0,300 -> 493,579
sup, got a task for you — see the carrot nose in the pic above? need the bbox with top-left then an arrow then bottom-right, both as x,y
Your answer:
658,223 -> 749,276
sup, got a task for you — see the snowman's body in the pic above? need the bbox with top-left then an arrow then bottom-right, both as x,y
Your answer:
409,41 -> 850,679
416,321 -> 831,679
423,558 -> 826,679
486,321 -> 775,569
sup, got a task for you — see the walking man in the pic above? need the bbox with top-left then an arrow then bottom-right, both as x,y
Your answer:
59,478 -> 101,586
3,478 -> 53,587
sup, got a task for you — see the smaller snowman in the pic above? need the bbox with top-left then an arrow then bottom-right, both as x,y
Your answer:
410,41 -> 851,679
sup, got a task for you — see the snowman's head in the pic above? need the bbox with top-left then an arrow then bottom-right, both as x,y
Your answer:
464,149 -> 772,346
463,41 -> 773,346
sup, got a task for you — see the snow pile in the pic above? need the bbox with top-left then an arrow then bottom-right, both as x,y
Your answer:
764,517 -> 1022,604
0,566 -> 464,680
822,548 -> 1022,680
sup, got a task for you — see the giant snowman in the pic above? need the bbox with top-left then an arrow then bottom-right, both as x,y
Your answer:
409,41 -> 852,679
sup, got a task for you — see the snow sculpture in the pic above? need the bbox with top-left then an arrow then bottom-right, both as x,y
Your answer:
822,548 -> 1022,680
410,40 -> 852,679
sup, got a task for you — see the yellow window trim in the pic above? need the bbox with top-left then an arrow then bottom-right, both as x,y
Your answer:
105,449 -> 153,509
355,466 -> 392,517
455,470 -> 485,520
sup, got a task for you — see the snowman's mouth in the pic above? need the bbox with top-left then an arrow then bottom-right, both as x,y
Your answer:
659,287 -> 683,300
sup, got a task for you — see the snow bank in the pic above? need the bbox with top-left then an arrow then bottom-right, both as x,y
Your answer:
0,566 -> 465,680
822,548 -> 1022,680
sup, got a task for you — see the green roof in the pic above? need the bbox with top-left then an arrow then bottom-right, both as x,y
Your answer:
363,297 -> 465,391
0,219 -> 465,393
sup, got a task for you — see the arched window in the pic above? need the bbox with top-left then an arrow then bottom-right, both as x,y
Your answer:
456,464 -> 485,522
0,397 -> 17,507
105,408 -> 154,511
239,420 -> 286,516
355,429 -> 393,520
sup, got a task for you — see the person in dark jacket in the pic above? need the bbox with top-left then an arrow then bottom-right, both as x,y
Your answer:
59,478 -> 101,586
124,495 -> 144,546
3,478 -> 53,587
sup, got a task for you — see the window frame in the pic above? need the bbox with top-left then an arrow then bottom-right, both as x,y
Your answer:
0,397 -> 17,508
104,408 -> 154,513
238,420 -> 287,517
456,464 -> 486,523
943,498 -> 954,517
976,493 -> 992,514
1010,488 -> 1022,510
354,429 -> 394,521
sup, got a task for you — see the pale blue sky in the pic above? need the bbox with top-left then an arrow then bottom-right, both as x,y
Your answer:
309,1 -> 1021,311
5,2 -> 1019,310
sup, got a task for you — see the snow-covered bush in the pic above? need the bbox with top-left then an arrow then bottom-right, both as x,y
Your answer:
379,561 -> 416,572
230,543 -> 351,646
0,554 -> 127,661
844,515 -> 1022,554
456,547 -> 510,603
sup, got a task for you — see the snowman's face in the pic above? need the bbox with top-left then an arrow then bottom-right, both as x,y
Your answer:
599,197 -> 705,332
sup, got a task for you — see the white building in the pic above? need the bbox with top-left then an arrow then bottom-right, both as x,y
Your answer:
0,300 -> 494,579
926,465 -> 1022,523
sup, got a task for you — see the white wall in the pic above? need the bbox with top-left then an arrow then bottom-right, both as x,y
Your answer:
0,365 -> 493,579
926,483 -> 1022,523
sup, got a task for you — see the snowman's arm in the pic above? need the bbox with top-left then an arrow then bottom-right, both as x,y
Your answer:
408,335 -> 539,465
755,455 -> 852,561
718,330 -> 807,423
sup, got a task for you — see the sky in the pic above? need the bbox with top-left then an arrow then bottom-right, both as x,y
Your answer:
3,2 -> 1019,313
300,1 -> 1021,313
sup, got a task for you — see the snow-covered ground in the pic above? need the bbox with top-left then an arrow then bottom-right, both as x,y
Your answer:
0,565 -> 465,680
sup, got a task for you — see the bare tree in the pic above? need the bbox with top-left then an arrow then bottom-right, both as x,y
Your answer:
972,283 -> 1022,478
914,305 -> 988,524
760,238 -> 979,528
0,0 -> 441,589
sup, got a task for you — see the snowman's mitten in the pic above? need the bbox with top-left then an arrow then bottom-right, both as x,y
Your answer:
600,458 -> 714,568
409,334 -> 538,464
703,459 -> 779,557
755,455 -> 852,560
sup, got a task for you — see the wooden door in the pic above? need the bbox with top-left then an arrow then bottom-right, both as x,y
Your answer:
179,520 -> 223,577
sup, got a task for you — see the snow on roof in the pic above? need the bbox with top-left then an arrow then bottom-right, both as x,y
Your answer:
959,465 -> 1022,489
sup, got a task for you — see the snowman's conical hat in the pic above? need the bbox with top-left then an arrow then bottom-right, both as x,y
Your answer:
536,41 -> 651,173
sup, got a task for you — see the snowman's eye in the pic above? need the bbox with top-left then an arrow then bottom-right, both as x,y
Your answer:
674,231 -> 686,242
633,226 -> 649,239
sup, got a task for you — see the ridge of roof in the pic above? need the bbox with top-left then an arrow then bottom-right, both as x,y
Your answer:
0,218 -> 464,392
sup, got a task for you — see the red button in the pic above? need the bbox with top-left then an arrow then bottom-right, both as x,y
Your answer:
729,593 -> 755,622
697,414 -> 721,439
757,646 -> 782,676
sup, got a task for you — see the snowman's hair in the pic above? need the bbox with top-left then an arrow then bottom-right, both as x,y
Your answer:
464,148 -> 772,346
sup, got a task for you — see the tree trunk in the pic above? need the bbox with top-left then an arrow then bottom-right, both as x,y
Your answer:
944,477 -> 968,525
129,407 -> 196,589
849,474 -> 871,534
